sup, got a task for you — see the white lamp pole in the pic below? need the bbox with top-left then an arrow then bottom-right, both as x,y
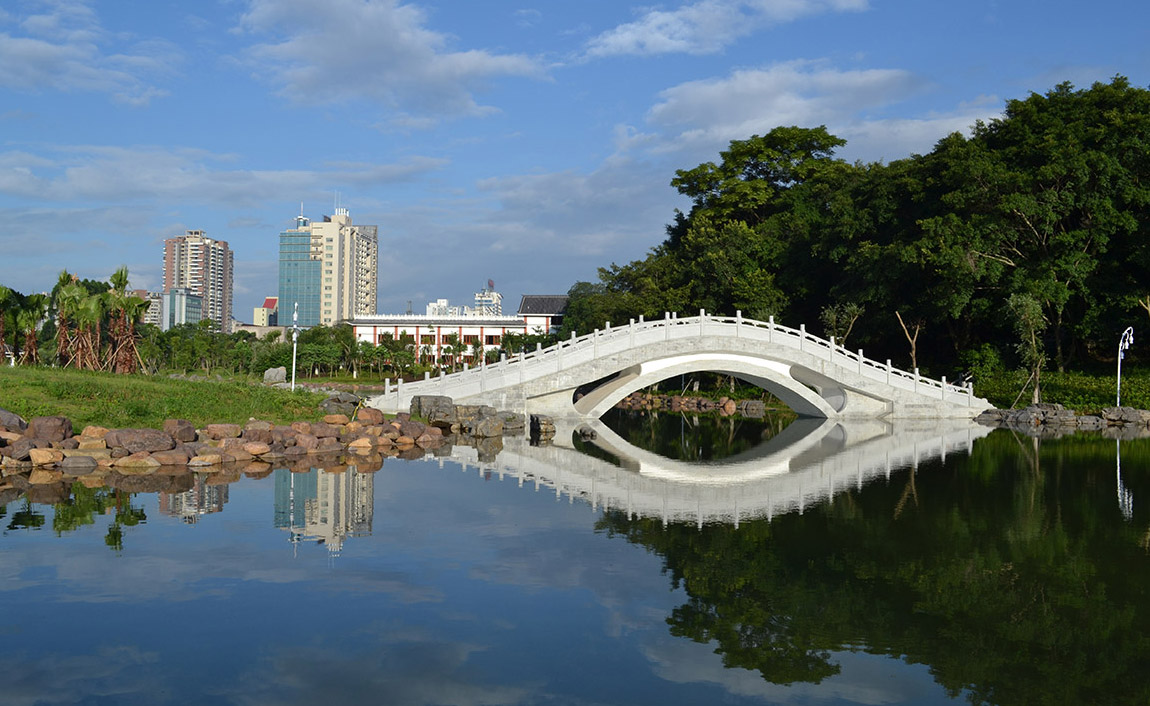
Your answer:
290,302 -> 300,392
1117,326 -> 1134,406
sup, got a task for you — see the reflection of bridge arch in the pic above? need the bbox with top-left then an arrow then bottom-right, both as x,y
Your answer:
413,419 -> 993,527
368,313 -> 989,420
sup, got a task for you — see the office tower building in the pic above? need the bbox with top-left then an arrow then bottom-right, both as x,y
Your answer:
278,208 -> 377,327
162,230 -> 234,333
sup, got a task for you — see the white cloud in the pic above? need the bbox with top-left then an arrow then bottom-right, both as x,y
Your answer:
238,0 -> 546,122
0,146 -> 447,206
0,0 -> 176,105
584,0 -> 868,58
640,60 -> 994,162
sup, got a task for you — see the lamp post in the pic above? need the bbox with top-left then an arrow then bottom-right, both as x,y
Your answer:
1117,326 -> 1134,407
290,302 -> 301,392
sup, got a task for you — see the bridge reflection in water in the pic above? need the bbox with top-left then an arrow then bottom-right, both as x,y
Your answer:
416,417 -> 993,528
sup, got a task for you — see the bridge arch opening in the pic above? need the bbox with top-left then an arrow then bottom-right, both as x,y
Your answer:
567,352 -> 858,420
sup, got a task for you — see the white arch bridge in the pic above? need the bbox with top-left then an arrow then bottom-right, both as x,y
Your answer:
367,311 -> 990,420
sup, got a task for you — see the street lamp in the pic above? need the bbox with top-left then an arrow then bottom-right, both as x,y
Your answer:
290,302 -> 301,392
1117,326 -> 1134,407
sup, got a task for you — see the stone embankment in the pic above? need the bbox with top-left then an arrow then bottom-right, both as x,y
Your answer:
976,403 -> 1150,438
614,392 -> 767,417
0,392 -> 558,497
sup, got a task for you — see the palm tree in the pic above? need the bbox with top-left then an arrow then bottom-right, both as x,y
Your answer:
74,293 -> 105,371
16,294 -> 47,365
54,275 -> 84,367
105,266 -> 146,374
0,283 -> 12,361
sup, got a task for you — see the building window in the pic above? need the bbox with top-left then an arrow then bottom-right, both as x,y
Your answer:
463,335 -> 479,345
485,335 -> 501,345
420,335 -> 435,344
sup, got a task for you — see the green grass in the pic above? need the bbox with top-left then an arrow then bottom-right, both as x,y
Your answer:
973,367 -> 1150,413
0,366 -> 328,430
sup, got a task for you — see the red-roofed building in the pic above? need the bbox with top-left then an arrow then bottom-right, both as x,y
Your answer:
254,296 -> 279,326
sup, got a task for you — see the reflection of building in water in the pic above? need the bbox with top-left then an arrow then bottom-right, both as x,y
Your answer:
274,468 -> 374,555
158,475 -> 228,524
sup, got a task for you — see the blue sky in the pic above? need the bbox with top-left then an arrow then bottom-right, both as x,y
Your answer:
1,0 -> 1146,322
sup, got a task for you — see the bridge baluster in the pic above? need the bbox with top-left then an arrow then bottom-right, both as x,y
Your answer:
858,349 -> 863,374
799,324 -> 805,351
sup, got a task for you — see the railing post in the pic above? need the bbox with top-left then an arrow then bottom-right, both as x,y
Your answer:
799,324 -> 805,351
700,309 -> 705,336
629,319 -> 635,348
385,378 -> 390,396
736,310 -> 741,337
858,349 -> 863,374
594,329 -> 599,357
886,359 -> 891,384
424,371 -> 430,381
639,314 -> 644,324
665,312 -> 670,341
914,368 -> 919,393
536,342 -> 541,352
941,375 -> 947,400
768,315 -> 774,343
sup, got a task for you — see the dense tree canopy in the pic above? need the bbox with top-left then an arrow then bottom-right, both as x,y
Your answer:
563,77 -> 1150,379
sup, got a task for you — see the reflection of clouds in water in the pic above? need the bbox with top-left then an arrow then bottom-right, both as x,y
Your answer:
0,540 -> 442,606
642,636 -> 952,704
0,645 -> 163,706
219,631 -> 534,706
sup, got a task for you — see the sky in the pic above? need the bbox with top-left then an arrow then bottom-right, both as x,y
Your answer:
1,0 -> 1147,323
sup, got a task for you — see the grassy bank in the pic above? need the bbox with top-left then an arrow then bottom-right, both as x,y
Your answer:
973,367 -> 1150,414
0,367 -> 327,429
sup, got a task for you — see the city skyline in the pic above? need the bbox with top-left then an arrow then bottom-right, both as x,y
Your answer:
1,1 -> 1147,319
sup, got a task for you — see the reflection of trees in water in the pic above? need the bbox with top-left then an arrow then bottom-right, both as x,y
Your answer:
597,408 -> 797,462
596,432 -> 1150,703
4,484 -> 147,551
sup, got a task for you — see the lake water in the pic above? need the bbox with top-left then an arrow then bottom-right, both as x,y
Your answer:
2,414 -> 1149,706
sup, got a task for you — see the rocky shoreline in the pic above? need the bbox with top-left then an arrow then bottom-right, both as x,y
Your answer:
975,403 -> 1150,439
0,393 -> 561,498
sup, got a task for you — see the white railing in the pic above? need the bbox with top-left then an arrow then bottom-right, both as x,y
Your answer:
374,311 -> 981,410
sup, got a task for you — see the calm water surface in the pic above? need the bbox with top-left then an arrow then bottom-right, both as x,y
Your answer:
2,415 -> 1149,705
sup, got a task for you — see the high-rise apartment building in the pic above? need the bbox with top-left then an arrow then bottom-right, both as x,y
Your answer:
162,230 -> 234,333
278,208 -> 377,327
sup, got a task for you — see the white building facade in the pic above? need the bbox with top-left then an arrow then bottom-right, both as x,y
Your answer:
351,314 -> 529,365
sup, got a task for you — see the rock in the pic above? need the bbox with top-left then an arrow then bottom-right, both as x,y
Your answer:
105,428 -> 177,454
28,448 -> 64,466
189,454 -> 224,467
80,425 -> 110,439
397,419 -> 427,439
76,438 -> 107,450
310,422 -> 340,439
26,416 -> 73,442
59,455 -> 98,474
7,438 -> 35,462
411,396 -> 456,425
348,436 -> 374,450
0,408 -> 28,432
470,415 -> 504,438
151,450 -> 190,466
242,441 -> 271,456
204,423 -> 242,439
323,414 -> 349,425
356,407 -> 385,425
320,396 -> 357,415
163,419 -> 197,443
263,366 -> 287,383
113,452 -> 162,470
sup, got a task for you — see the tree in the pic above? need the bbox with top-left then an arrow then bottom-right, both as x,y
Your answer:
16,294 -> 47,365
1008,293 -> 1047,404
